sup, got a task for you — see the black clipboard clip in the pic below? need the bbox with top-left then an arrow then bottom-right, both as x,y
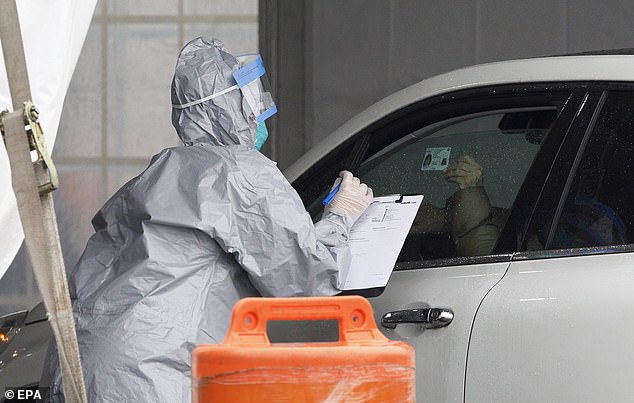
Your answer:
378,193 -> 421,204
375,193 -> 404,204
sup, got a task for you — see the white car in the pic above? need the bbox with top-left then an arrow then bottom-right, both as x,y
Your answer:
4,52 -> 634,402
285,51 -> 634,403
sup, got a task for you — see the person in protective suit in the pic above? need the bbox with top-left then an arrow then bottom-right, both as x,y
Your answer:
42,36 -> 373,402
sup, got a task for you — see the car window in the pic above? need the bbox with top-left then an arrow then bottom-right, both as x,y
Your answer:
540,91 -> 634,249
355,109 -> 554,262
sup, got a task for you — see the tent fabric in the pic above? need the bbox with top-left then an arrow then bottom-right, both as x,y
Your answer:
0,0 -> 97,280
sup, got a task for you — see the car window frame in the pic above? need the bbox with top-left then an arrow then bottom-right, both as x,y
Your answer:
293,83 -> 594,275
495,88 -> 597,253
514,83 -> 634,261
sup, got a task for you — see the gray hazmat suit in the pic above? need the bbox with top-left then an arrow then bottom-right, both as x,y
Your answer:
43,37 -> 352,402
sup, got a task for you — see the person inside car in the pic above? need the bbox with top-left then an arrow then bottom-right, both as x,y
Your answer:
410,155 -> 508,257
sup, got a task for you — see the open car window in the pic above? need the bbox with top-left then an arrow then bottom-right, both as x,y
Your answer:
297,86 -> 582,268
355,108 -> 555,263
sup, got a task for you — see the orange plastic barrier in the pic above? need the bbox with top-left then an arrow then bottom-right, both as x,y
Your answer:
192,296 -> 415,402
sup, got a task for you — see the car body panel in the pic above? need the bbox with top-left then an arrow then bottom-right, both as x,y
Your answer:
285,58 -> 634,400
0,309 -> 50,393
371,261 -> 509,403
466,251 -> 634,402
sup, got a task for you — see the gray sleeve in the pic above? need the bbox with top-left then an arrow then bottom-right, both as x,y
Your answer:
210,157 -> 351,297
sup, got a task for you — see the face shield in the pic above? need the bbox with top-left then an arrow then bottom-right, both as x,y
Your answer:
233,54 -> 277,124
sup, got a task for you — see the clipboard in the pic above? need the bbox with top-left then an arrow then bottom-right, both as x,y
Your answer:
338,194 -> 424,290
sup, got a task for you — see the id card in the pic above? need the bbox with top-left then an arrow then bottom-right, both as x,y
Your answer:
421,147 -> 451,171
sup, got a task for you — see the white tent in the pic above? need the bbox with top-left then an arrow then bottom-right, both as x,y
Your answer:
0,0 -> 97,280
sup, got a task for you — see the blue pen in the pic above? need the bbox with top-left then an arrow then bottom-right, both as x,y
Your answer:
322,183 -> 341,206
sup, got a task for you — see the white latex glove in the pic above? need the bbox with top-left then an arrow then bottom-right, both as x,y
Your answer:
324,170 -> 373,225
444,155 -> 484,189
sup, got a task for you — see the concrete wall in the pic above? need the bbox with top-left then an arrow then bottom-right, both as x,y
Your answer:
266,0 -> 634,170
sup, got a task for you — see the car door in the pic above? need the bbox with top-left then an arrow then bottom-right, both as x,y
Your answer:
466,87 -> 634,402
293,84 -> 588,403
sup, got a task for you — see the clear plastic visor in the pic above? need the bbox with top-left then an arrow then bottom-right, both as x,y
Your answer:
234,54 -> 277,123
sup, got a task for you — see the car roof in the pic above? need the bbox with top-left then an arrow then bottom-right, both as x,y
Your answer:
284,53 -> 634,182
555,48 -> 634,56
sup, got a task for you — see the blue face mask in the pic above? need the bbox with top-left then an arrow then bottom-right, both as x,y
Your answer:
254,122 -> 269,151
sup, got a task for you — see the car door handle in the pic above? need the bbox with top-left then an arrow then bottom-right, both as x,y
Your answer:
381,307 -> 454,329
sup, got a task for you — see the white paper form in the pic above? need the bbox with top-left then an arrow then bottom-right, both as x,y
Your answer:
339,194 -> 424,290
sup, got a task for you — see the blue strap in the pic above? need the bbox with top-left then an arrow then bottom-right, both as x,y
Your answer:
233,55 -> 265,87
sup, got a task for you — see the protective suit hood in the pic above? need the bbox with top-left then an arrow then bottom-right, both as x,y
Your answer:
171,36 -> 256,147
